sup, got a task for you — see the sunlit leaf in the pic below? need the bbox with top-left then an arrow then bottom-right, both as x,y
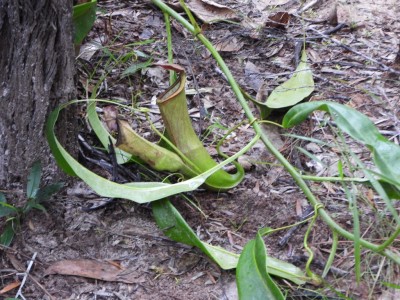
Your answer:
266,50 -> 314,109
237,232 -> 285,300
46,105 -> 259,203
152,199 -> 306,284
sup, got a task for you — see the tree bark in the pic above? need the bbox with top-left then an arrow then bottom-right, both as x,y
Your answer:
0,0 -> 76,187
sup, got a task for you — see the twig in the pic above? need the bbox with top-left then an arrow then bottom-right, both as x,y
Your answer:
15,252 -> 37,300
297,0 -> 320,14
279,205 -> 314,247
308,27 -> 400,74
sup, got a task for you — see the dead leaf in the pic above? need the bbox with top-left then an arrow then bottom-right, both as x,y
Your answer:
45,259 -> 146,284
265,11 -> 290,29
103,106 -> 118,132
186,0 -> 237,23
0,280 -> 21,294
326,4 -> 338,25
251,0 -> 292,11
215,36 -> 244,52
295,199 -> 303,217
244,61 -> 263,91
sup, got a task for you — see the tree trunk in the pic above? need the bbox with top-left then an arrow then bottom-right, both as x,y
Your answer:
0,0 -> 76,187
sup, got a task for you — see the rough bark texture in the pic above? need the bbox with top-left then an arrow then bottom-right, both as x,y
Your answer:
0,0 -> 76,187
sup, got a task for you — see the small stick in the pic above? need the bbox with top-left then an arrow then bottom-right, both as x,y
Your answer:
279,206 -> 314,247
297,0 -> 320,14
309,27 -> 400,74
15,252 -> 37,300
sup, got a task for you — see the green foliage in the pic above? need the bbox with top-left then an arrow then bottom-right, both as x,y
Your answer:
248,50 -> 314,119
122,58 -> 153,77
47,102 -> 259,203
282,101 -> 400,195
0,161 -> 63,246
152,199 -> 306,284
73,0 -> 97,45
236,232 -> 285,300
266,50 -> 314,109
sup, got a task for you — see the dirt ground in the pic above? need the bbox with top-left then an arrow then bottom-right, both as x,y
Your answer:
1,0 -> 400,299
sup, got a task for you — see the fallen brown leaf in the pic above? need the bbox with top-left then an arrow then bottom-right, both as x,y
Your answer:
265,11 -> 290,29
45,259 -> 146,284
0,280 -> 21,294
186,0 -> 237,23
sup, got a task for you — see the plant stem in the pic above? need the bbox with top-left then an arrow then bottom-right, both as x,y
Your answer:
151,0 -> 400,265
301,175 -> 368,183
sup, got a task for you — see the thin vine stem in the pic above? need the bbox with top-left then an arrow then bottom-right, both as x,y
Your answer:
150,0 -> 400,265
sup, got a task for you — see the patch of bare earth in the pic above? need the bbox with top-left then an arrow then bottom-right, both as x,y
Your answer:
1,0 -> 399,299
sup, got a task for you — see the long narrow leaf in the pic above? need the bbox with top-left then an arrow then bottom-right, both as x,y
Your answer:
152,199 -> 306,284
26,161 -> 42,199
46,105 -> 260,203
86,101 -> 131,164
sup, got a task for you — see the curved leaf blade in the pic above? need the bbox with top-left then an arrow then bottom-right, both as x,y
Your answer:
266,50 -> 314,109
282,101 -> 400,187
73,0 -> 97,45
236,233 -> 285,300
46,105 -> 259,203
152,199 -> 306,284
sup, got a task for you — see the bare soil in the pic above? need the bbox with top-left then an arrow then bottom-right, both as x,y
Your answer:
1,0 -> 400,299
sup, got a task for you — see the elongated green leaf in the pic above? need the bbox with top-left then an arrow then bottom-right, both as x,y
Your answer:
86,101 -> 131,164
152,199 -> 306,284
236,232 -> 285,300
46,105 -> 259,203
282,101 -> 400,187
27,161 -> 42,199
0,222 -> 15,247
46,108 -> 77,176
73,0 -> 97,45
122,58 -> 153,77
35,183 -> 64,202
0,194 -> 18,218
266,50 -> 314,109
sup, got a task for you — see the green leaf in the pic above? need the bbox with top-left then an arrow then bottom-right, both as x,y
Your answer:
35,182 -> 64,202
86,101 -> 131,164
152,199 -> 306,284
236,232 -> 285,300
266,50 -> 314,109
122,58 -> 153,77
0,196 -> 18,218
46,107 -> 78,176
46,104 -> 260,203
282,101 -> 400,188
73,0 -> 97,45
28,202 -> 47,213
27,161 -> 42,199
0,222 -> 15,247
